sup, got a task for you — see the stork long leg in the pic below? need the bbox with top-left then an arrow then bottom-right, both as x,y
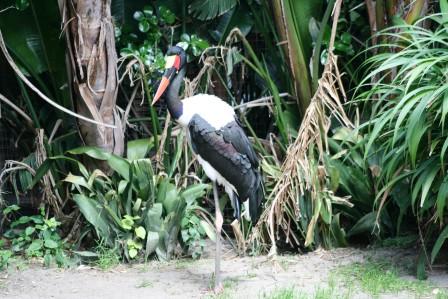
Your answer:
213,181 -> 223,292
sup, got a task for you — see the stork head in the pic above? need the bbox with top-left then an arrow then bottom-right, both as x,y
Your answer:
151,46 -> 187,105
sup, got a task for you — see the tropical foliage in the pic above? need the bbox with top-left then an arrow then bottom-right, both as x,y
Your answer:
0,0 -> 447,278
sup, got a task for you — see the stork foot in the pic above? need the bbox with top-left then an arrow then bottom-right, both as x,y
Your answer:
213,282 -> 224,294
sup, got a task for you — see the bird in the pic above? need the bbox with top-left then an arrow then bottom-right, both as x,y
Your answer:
151,46 -> 264,292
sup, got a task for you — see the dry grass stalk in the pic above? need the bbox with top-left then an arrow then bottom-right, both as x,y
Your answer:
35,129 -> 64,216
251,0 -> 353,255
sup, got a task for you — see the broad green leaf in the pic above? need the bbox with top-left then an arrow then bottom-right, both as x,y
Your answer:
133,198 -> 142,214
26,239 -> 43,253
127,138 -> 153,160
87,169 -> 110,188
145,203 -> 163,232
158,181 -> 179,214
44,239 -> 58,249
68,146 -> 110,160
73,194 -> 114,245
118,180 -> 128,194
189,0 -> 237,20
199,220 -> 215,242
25,226 -> 35,236
347,212 -> 377,237
145,231 -> 159,259
441,0 -> 448,27
128,248 -> 138,259
133,11 -> 144,21
135,226 -> 146,239
107,155 -> 130,180
64,173 -> 90,190
138,20 -> 150,33
181,184 -> 210,204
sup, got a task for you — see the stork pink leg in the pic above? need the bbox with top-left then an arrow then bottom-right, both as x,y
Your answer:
213,182 -> 223,293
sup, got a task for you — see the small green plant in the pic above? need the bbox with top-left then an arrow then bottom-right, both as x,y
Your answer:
261,285 -> 348,299
181,195 -> 215,259
3,206 -> 67,267
94,242 -> 120,270
336,261 -> 431,297
0,239 -> 13,270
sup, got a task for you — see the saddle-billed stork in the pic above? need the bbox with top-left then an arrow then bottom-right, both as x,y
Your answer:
151,46 -> 264,291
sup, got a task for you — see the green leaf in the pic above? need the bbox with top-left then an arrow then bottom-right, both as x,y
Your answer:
431,225 -> 448,263
145,231 -> 159,259
145,203 -> 163,232
121,215 -> 134,231
25,226 -> 35,236
441,0 -> 448,27
128,248 -> 138,259
138,20 -> 150,33
15,0 -> 30,10
64,173 -> 90,190
118,180 -> 128,194
127,138 -> 153,160
199,220 -> 215,242
181,184 -> 210,204
347,212 -> 377,237
436,178 -> 448,220
189,0 -> 237,20
419,163 -> 439,208
135,226 -> 146,239
26,239 -> 43,253
406,98 -> 429,167
158,181 -> 179,214
416,251 -> 427,280
67,146 -> 111,160
44,239 -> 58,249
73,194 -> 114,245
107,155 -> 130,180
133,11 -> 144,21
69,148 -> 130,179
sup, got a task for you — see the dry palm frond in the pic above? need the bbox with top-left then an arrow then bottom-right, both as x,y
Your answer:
251,0 -> 353,255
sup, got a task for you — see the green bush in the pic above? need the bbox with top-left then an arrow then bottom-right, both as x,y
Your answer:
47,139 -> 214,261
353,14 -> 448,275
2,205 -> 67,267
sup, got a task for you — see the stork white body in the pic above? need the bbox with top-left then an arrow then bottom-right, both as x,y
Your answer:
177,94 -> 235,128
177,94 -> 249,217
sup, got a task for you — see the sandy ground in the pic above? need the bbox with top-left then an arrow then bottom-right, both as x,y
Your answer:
0,247 -> 447,299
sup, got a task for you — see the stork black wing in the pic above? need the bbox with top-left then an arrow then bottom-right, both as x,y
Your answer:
221,116 -> 259,168
188,114 -> 263,222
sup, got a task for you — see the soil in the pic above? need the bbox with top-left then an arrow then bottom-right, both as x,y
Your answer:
0,246 -> 447,299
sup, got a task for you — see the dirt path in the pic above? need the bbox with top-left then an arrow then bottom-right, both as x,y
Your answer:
0,247 -> 447,299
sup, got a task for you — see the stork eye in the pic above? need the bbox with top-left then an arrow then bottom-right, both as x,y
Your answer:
164,55 -> 177,69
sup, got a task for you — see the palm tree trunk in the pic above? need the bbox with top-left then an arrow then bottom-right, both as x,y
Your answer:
63,0 -> 124,159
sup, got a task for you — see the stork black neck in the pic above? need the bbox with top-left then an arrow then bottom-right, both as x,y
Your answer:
165,67 -> 185,120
